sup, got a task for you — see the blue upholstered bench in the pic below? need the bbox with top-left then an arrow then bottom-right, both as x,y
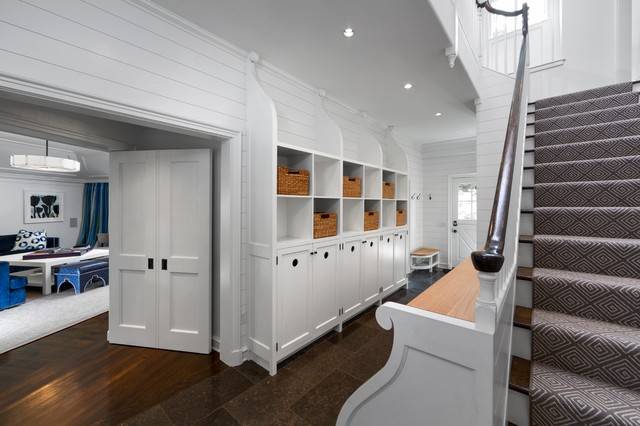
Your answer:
0,261 -> 28,310
54,257 -> 109,295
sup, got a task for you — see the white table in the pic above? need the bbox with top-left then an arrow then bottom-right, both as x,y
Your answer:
0,249 -> 109,295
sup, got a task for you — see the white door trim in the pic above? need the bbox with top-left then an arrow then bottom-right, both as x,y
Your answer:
447,173 -> 477,269
0,78 -> 244,367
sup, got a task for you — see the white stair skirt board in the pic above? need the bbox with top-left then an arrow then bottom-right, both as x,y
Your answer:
0,287 -> 108,354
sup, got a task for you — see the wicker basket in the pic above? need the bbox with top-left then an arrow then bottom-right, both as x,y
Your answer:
364,211 -> 379,231
277,166 -> 310,195
396,209 -> 407,226
314,212 -> 337,239
382,181 -> 395,199
343,176 -> 361,198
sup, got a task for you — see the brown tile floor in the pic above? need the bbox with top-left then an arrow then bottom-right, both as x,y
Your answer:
123,268 -> 448,426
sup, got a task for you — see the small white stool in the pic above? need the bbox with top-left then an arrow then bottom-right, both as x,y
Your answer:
410,248 -> 440,272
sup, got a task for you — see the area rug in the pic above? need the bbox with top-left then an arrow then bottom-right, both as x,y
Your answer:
0,287 -> 108,354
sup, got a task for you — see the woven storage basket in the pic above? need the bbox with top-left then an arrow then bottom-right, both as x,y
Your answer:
314,212 -> 337,239
364,211 -> 379,231
277,166 -> 310,195
396,209 -> 407,226
382,181 -> 395,199
343,176 -> 362,198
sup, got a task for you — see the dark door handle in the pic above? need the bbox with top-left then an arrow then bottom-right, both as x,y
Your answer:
148,258 -> 154,270
162,259 -> 168,270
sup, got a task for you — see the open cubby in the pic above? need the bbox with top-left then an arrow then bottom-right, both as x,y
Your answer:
314,154 -> 341,197
343,161 -> 363,198
396,200 -> 408,226
382,170 -> 396,199
277,197 -> 312,244
396,174 -> 408,200
277,146 -> 313,195
342,199 -> 364,234
382,200 -> 396,228
314,197 -> 340,239
364,166 -> 382,199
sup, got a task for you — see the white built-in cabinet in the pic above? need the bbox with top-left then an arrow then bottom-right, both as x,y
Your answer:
108,149 -> 211,354
247,55 -> 410,374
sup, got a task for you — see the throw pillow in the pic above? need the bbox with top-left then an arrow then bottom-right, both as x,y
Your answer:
12,229 -> 47,252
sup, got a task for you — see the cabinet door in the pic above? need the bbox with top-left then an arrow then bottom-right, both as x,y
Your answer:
361,238 -> 380,304
340,239 -> 362,317
277,246 -> 311,358
108,151 -> 158,348
380,234 -> 395,292
157,150 -> 212,354
394,231 -> 407,286
311,242 -> 339,335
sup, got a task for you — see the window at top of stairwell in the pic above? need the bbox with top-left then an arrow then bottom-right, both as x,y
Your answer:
483,0 -> 563,74
457,183 -> 477,221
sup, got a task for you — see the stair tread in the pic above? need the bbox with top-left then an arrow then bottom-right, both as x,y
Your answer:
533,206 -> 640,238
532,118 -> 640,148
534,135 -> 640,165
519,235 -> 533,243
534,103 -> 640,132
516,266 -> 533,281
530,362 -> 640,424
514,306 -> 532,329
509,356 -> 531,395
534,267 -> 640,290
531,117 -> 640,139
534,234 -> 640,244
534,154 -> 640,184
534,82 -> 634,110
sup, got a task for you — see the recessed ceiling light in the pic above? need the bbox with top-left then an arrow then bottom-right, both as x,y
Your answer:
343,27 -> 354,38
403,82 -> 413,90
435,112 -> 443,117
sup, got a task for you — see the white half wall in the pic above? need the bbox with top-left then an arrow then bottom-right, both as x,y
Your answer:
421,138 -> 476,266
0,174 -> 84,248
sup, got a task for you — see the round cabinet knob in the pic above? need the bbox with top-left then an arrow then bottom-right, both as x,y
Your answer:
292,259 -> 298,267
452,229 -> 457,233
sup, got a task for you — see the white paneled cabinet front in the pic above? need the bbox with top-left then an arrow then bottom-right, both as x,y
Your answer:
109,149 -> 211,354
276,245 -> 312,359
380,233 -> 395,293
361,237 -> 380,304
311,242 -> 339,335
394,231 -> 408,286
339,238 -> 362,319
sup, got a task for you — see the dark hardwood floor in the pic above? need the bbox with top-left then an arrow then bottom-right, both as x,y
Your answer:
0,269 -> 447,425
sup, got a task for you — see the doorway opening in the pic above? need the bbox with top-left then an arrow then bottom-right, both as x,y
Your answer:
447,174 -> 477,269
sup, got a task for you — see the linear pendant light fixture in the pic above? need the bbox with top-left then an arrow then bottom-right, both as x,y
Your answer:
10,140 -> 80,173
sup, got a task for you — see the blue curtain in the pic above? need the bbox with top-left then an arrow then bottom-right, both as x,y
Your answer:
76,183 -> 109,247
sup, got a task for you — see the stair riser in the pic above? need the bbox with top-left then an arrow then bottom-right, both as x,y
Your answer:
534,119 -> 640,148
534,237 -> 640,278
534,276 -> 640,328
532,323 -> 640,391
535,136 -> 640,164
535,180 -> 640,207
535,92 -> 640,121
512,327 -> 531,360
535,156 -> 640,183
508,389 -> 530,426
534,208 -> 640,239
519,213 -> 533,235
518,242 -> 533,268
515,279 -> 532,308
535,104 -> 640,133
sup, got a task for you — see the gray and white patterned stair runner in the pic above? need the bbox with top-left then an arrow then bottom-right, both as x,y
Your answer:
528,81 -> 640,425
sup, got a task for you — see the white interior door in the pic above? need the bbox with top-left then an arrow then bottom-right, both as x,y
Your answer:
449,176 -> 477,268
157,150 -> 211,353
340,239 -> 362,317
108,151 -> 158,348
380,233 -> 394,292
311,242 -> 338,335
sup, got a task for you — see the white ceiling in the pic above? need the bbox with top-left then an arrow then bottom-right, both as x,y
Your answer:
153,0 -> 478,145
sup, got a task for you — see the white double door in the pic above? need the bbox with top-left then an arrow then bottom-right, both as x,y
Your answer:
109,149 -> 211,354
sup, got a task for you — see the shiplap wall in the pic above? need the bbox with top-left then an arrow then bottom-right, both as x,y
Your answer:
420,138 -> 476,266
0,0 -> 420,359
399,140 -> 424,251
475,69 -> 515,245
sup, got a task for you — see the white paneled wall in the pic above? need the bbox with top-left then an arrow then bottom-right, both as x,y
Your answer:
0,0 -> 422,363
421,138 -> 476,266
398,140 -> 424,251
475,70 -> 515,245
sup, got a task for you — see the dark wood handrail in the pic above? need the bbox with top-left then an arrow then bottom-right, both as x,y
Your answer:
471,2 -> 529,273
